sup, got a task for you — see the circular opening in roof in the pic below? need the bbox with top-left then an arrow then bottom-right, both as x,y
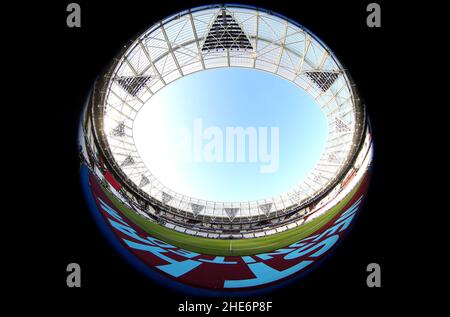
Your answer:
133,67 -> 328,202
101,4 -> 363,216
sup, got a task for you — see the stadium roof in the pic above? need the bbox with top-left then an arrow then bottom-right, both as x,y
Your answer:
97,4 -> 365,220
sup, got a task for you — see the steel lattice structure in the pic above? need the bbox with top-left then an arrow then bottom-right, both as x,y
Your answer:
89,4 -> 367,223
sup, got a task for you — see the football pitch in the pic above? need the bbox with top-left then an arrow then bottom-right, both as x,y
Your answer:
98,179 -> 361,256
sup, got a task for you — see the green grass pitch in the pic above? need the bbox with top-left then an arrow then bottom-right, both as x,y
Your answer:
98,181 -> 360,256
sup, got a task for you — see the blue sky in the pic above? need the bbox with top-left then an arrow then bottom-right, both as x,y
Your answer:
134,68 -> 328,202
